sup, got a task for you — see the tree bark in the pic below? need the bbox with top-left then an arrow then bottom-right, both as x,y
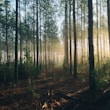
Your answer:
5,1 -> 8,64
32,0 -> 36,73
36,0 -> 39,75
73,0 -> 77,79
107,0 -> 110,49
14,0 -> 18,84
107,0 -> 110,84
88,0 -> 96,90
19,0 -> 22,65
69,0 -> 72,74
96,0 -> 99,63
64,0 -> 69,69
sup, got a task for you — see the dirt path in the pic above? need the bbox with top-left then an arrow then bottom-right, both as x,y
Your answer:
0,75 -> 88,109
0,76 -> 110,110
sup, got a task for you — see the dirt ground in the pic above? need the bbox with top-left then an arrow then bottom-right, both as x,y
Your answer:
0,71 -> 110,110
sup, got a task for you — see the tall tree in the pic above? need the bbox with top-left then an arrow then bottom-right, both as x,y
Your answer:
96,0 -> 99,63
4,0 -> 9,64
36,0 -> 39,75
32,0 -> 36,72
73,0 -> 77,79
81,0 -> 83,65
69,0 -> 72,74
39,0 -> 42,70
107,0 -> 110,48
64,0 -> 69,69
14,0 -> 18,84
19,0 -> 22,65
88,0 -> 96,90
83,0 -> 87,62
23,0 -> 28,62
0,4 -> 3,63
107,0 -> 110,83
99,0 -> 102,64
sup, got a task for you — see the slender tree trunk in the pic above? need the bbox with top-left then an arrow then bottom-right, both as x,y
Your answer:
73,0 -> 77,79
24,0 -> 28,62
81,0 -> 83,65
45,34 -> 47,75
36,0 -> 39,75
100,0 -> 102,65
84,0 -> 86,62
33,35 -> 36,72
32,0 -> 36,73
96,0 -> 99,64
5,2 -> 8,64
88,0 -> 96,90
107,0 -> 110,50
39,2 -> 42,70
19,0 -> 22,65
0,14 -> 1,63
76,0 -> 78,63
64,0 -> 69,69
69,0 -> 72,74
49,35 -> 51,75
4,1 -> 9,87
0,35 -> 2,65
107,0 -> 110,84
14,0 -> 18,84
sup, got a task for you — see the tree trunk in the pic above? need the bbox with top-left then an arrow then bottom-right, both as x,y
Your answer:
5,1 -> 8,64
19,0 -> 22,65
73,0 -> 77,79
107,0 -> 110,50
24,0 -> 28,62
64,0 -> 69,69
88,0 -> 96,90
39,1 -> 42,70
14,0 -> 18,84
0,14 -> 1,63
99,0 -> 102,65
45,33 -> 47,76
96,0 -> 99,64
107,0 -> 110,84
0,35 -> 2,65
32,0 -> 36,73
69,0 -> 72,74
36,0 -> 39,75
84,0 -> 86,62
81,0 -> 83,66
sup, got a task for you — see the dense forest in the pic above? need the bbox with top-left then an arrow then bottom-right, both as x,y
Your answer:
0,0 -> 110,110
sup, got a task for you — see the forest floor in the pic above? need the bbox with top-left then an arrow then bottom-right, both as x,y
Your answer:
0,69 -> 110,110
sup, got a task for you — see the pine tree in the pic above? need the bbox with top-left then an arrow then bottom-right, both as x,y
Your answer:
88,0 -> 96,90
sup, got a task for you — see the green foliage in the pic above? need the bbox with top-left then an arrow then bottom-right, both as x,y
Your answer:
62,59 -> 69,70
77,62 -> 89,73
95,61 -> 110,89
7,64 -> 14,82
0,64 -> 6,82
0,63 -> 14,83
18,62 -> 34,79
18,47 -> 35,79
23,47 -> 32,63
62,64 -> 68,70
95,76 -> 109,89
0,61 -> 43,84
